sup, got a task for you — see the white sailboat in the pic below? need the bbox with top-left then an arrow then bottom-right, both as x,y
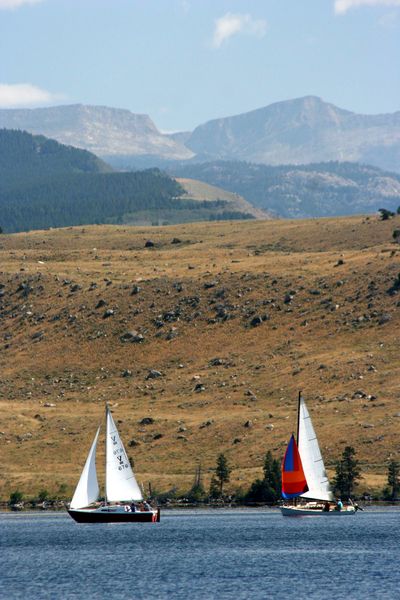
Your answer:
68,404 -> 160,523
281,393 -> 356,516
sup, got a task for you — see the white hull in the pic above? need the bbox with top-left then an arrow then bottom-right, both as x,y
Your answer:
281,504 -> 356,517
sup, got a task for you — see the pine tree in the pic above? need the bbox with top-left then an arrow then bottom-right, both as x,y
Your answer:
215,453 -> 231,496
188,463 -> 206,502
245,451 -> 281,503
209,476 -> 220,499
387,461 -> 400,501
333,446 -> 361,498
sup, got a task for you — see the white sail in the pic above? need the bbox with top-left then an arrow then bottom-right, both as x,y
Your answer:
70,427 -> 100,509
105,406 -> 143,502
298,397 -> 333,502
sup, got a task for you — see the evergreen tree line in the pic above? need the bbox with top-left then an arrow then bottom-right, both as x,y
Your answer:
0,170 -> 242,232
184,447 -> 400,505
6,449 -> 400,507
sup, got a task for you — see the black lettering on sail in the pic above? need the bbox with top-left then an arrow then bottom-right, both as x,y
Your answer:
111,435 -> 117,446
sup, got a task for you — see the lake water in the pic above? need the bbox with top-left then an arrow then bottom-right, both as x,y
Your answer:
1,508 -> 399,600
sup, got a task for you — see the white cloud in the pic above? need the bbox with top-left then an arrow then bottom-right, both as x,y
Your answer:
334,0 -> 400,14
0,84 -> 62,108
0,0 -> 43,8
212,12 -> 267,48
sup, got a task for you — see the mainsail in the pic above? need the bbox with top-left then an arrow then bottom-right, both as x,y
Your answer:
297,396 -> 333,501
105,406 -> 143,502
70,427 -> 100,509
282,434 -> 308,498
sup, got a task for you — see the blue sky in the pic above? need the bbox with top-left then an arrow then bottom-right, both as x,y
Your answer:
0,0 -> 399,131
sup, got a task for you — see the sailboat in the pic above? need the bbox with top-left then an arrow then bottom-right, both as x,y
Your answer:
281,392 -> 356,516
68,404 -> 160,523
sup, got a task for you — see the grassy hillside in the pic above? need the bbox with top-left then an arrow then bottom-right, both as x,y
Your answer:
175,178 -> 268,219
0,215 -> 399,500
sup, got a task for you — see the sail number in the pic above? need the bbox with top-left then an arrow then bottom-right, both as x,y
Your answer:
110,436 -> 129,470
114,448 -> 129,470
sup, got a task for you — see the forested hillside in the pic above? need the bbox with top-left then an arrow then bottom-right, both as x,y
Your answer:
0,170 -> 189,232
0,130 -> 256,232
0,128 -> 111,190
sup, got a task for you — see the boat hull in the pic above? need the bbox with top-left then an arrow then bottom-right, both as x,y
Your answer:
68,507 -> 160,523
281,504 -> 356,517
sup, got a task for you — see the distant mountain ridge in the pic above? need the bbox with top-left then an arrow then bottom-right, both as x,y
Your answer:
0,104 -> 193,161
0,97 -> 399,172
185,96 -> 400,172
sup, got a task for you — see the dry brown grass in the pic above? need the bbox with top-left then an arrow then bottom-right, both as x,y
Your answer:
0,215 -> 399,499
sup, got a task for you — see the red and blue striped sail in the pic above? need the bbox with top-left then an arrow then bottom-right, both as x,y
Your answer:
282,434 -> 309,499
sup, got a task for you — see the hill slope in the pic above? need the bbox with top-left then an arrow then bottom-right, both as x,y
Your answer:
172,161 -> 400,218
0,216 -> 399,499
175,178 -> 269,220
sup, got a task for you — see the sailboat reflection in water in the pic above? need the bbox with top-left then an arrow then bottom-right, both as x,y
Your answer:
68,404 -> 160,523
281,392 -> 356,516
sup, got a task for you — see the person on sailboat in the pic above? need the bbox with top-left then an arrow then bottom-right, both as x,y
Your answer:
336,499 -> 343,511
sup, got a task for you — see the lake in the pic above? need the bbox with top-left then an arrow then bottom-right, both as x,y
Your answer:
1,508 -> 399,599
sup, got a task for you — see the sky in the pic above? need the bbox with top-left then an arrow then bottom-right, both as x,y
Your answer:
0,0 -> 399,131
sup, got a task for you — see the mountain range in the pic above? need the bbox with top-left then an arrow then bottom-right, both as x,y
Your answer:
0,104 -> 193,163
0,96 -> 399,172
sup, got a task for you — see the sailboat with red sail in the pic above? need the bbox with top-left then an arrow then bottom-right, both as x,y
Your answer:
281,392 -> 356,516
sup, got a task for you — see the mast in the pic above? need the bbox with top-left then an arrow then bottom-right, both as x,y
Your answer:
105,402 -> 109,505
296,390 -> 301,446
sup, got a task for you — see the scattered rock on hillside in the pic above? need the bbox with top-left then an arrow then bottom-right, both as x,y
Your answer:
31,331 -> 44,341
145,240 -> 155,248
121,369 -> 132,378
131,285 -> 141,295
96,299 -> 107,309
139,417 -> 154,425
171,238 -> 182,244
103,309 -> 114,318
204,281 -> 218,289
199,419 -> 213,429
245,389 -> 257,401
120,331 -> 144,343
209,357 -> 224,366
146,369 -> 162,380
379,313 -> 391,325
128,439 -> 140,447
